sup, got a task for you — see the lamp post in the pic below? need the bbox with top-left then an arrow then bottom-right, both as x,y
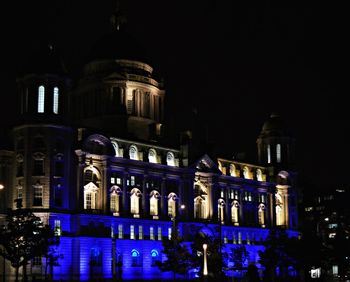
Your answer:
203,243 -> 208,276
0,184 -> 5,282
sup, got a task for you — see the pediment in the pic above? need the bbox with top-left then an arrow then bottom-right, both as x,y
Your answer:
84,182 -> 99,192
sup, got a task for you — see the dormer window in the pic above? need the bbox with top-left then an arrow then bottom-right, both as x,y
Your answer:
129,145 -> 139,160
148,148 -> 157,163
38,86 -> 45,113
53,87 -> 59,114
166,152 -> 175,166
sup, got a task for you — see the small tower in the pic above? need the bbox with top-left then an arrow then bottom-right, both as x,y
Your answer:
12,42 -> 74,210
256,113 -> 295,169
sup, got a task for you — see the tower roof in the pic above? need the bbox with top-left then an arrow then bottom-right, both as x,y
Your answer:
259,113 -> 288,137
20,42 -> 67,76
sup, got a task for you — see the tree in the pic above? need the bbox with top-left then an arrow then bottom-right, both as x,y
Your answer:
156,219 -> 192,280
0,200 -> 59,282
258,227 -> 298,282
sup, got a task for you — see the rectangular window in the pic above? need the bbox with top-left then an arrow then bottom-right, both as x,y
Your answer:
53,87 -> 59,114
54,220 -> 61,236
55,162 -> 64,177
54,185 -> 63,207
111,177 -> 115,184
259,194 -> 266,203
86,193 -> 92,209
168,227 -> 172,240
38,86 -> 45,113
276,144 -> 281,163
130,176 -> 135,186
17,186 -> 23,200
16,162 -> 24,177
33,185 -> 43,206
244,192 -> 252,202
150,227 -> 155,240
267,144 -> 271,164
32,256 -> 42,266
130,225 -> 135,240
116,177 -> 121,185
118,224 -> 123,239
220,189 -> 224,198
138,226 -> 143,240
157,227 -> 162,240
33,159 -> 44,176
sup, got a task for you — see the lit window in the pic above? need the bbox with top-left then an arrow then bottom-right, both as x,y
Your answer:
305,207 -> 313,212
244,192 -> 252,202
131,249 -> 141,266
168,227 -> 172,240
276,144 -> 281,163
17,185 -> 23,200
267,144 -> 271,164
150,227 -> 155,240
138,226 -> 143,240
148,148 -> 157,163
54,220 -> 61,236
53,87 -> 59,114
38,85 -> 45,113
218,200 -> 225,223
150,191 -> 160,217
166,152 -> 175,166
329,233 -> 336,238
256,169 -> 263,181
118,224 -> 123,239
168,193 -> 177,218
231,200 -> 239,225
111,141 -> 119,157
130,225 -> 135,240
258,204 -> 266,227
129,145 -> 138,160
151,249 -> 159,266
157,227 -> 162,240
110,186 -> 121,214
130,188 -> 141,216
33,184 -> 43,206
130,176 -> 135,186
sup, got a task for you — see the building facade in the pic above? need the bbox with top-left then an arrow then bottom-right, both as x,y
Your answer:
0,12 -> 299,281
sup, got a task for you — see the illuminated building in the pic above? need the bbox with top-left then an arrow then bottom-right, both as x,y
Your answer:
0,9 -> 299,281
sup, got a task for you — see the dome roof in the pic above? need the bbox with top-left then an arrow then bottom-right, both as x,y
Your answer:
86,30 -> 149,64
20,43 -> 67,76
260,113 -> 287,137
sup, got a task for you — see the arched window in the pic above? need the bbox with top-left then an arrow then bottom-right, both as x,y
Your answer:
38,85 -> 45,113
256,169 -> 263,181
90,247 -> 102,266
231,200 -> 240,225
267,144 -> 271,164
83,166 -> 101,210
275,193 -> 283,226
166,152 -> 175,166
148,148 -> 157,163
276,143 -> 281,163
111,141 -> 119,157
151,249 -> 159,266
110,186 -> 122,215
129,145 -> 139,160
131,249 -> 141,266
53,87 -> 59,114
150,190 -> 160,217
193,182 -> 208,219
258,203 -> 266,227
218,199 -> 225,223
130,188 -> 141,217
243,166 -> 250,179
229,164 -> 237,177
168,193 -> 177,218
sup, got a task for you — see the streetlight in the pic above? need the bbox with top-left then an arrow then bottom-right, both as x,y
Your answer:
0,184 -> 5,282
203,244 -> 208,276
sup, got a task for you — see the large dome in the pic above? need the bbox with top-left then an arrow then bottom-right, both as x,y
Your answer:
86,30 -> 149,64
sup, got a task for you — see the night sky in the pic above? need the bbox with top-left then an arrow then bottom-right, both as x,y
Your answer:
0,1 -> 348,192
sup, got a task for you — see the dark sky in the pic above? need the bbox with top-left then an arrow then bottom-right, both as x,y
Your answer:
0,1 -> 348,191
